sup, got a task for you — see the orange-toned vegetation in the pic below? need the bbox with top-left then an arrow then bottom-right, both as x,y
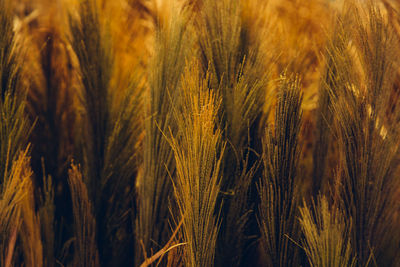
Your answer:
1,0 -> 400,266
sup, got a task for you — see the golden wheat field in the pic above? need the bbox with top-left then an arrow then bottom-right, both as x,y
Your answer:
1,0 -> 400,266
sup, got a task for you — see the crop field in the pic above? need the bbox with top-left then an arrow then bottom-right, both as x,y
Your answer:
0,0 -> 400,266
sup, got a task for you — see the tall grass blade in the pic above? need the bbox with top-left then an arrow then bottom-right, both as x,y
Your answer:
18,150 -> 44,267
68,163 -> 100,267
0,149 -> 32,267
258,75 -> 302,267
168,62 -> 225,267
135,2 -> 190,265
0,0 -> 21,99
70,0 -> 142,265
0,0 -> 31,180
312,9 -> 354,196
299,195 -> 356,267
331,2 -> 400,265
198,0 -> 268,264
